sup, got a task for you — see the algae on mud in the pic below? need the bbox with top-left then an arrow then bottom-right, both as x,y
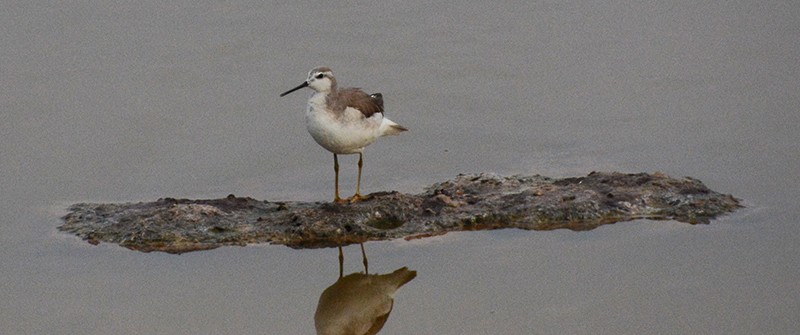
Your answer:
59,172 -> 742,254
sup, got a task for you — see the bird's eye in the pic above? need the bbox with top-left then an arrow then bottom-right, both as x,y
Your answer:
315,73 -> 324,79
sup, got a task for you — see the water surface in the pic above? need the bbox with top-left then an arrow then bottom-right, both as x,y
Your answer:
2,1 -> 798,334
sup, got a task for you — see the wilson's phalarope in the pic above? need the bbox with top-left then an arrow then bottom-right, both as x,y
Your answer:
280,67 -> 408,203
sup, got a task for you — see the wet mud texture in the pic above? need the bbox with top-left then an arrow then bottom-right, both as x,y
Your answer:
60,172 -> 742,254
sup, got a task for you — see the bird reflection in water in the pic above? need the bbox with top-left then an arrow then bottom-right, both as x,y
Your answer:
315,243 -> 417,335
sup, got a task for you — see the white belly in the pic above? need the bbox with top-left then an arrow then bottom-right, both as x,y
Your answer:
305,98 -> 382,154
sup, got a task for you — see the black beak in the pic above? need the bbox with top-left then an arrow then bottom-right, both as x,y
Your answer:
280,82 -> 309,97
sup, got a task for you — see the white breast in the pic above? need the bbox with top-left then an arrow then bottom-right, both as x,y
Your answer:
305,93 -> 383,154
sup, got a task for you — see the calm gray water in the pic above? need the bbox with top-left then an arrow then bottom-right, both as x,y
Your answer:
2,1 -> 799,334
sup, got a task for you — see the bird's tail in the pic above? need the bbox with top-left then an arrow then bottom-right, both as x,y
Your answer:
384,267 -> 417,288
379,118 -> 409,136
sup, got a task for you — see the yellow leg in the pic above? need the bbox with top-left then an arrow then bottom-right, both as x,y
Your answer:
348,153 -> 365,203
355,153 -> 363,198
333,154 -> 345,203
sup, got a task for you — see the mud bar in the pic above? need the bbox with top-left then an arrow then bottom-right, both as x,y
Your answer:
59,172 -> 742,254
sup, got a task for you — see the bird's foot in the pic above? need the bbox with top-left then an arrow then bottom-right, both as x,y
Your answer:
332,194 -> 368,204
349,193 -> 368,203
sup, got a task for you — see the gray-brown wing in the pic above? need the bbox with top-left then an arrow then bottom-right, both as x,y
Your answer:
337,88 -> 384,118
369,93 -> 384,111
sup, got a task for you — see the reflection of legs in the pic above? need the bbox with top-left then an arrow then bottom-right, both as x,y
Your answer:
360,242 -> 369,275
338,245 -> 344,279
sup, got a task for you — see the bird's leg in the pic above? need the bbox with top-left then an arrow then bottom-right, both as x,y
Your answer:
333,154 -> 346,203
360,242 -> 369,274
350,152 -> 365,202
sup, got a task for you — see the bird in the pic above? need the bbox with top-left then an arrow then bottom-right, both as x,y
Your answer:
280,67 -> 408,203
